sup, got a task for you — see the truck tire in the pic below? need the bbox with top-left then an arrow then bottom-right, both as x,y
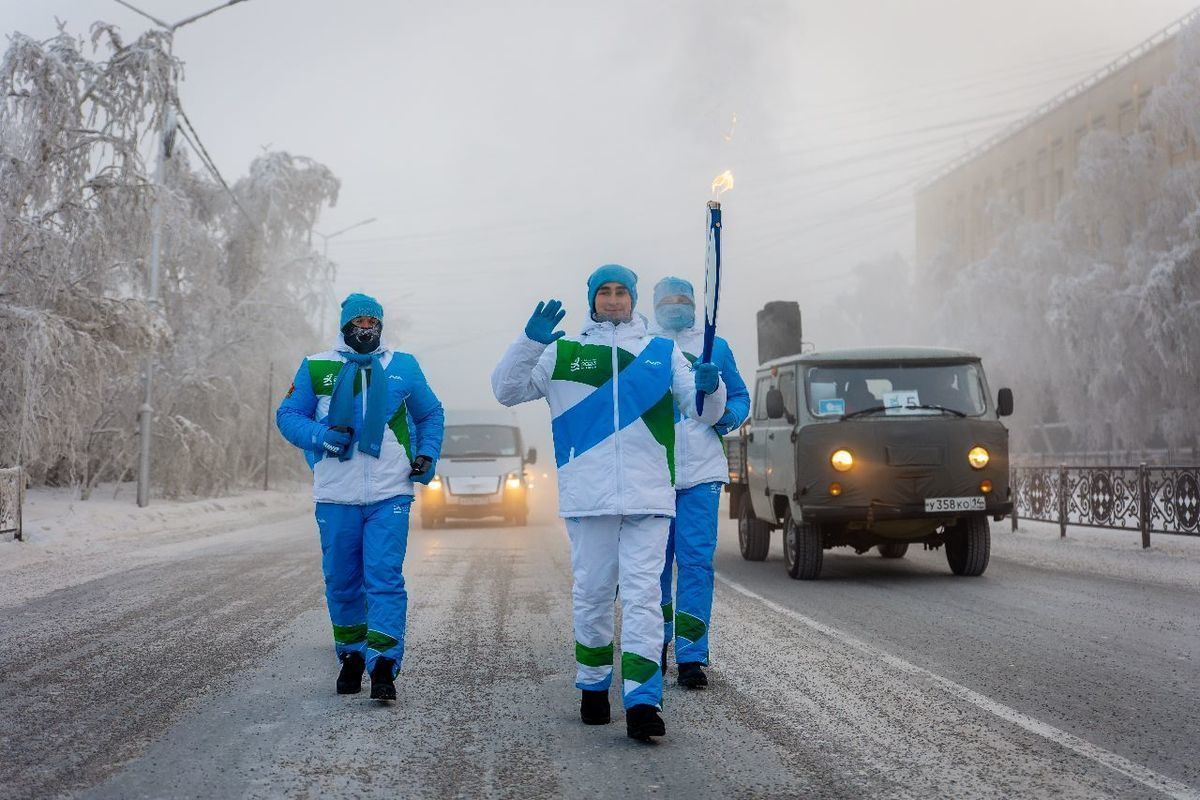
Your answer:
738,495 -> 771,561
784,512 -> 823,580
945,516 -> 990,576
878,541 -> 909,559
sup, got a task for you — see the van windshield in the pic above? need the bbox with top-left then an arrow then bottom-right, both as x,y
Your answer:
442,425 -> 520,457
805,363 -> 987,418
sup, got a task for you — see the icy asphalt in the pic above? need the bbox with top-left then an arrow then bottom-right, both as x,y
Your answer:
1,507 -> 1197,799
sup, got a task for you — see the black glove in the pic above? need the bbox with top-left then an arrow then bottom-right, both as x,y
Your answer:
410,455 -> 436,485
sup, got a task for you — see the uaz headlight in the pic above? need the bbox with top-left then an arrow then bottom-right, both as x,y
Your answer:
968,446 -> 990,470
831,449 -> 854,472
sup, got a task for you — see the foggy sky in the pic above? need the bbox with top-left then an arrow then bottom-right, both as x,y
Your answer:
5,0 -> 1196,442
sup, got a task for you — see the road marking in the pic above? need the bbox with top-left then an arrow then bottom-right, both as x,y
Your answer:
715,573 -> 1199,800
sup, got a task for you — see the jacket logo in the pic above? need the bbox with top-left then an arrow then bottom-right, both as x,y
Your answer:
570,356 -> 598,372
388,375 -> 403,381
643,359 -> 662,366
322,374 -> 335,388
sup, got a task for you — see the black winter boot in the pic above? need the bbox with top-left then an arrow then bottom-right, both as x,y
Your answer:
336,651 -> 365,695
370,657 -> 397,701
677,662 -> 708,690
625,704 -> 666,741
580,690 -> 611,725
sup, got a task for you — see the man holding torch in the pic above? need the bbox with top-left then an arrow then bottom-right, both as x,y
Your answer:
491,265 -> 727,742
651,277 -> 750,689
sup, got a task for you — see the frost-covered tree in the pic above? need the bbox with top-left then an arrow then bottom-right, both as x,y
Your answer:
922,22 -> 1200,455
0,21 -> 340,497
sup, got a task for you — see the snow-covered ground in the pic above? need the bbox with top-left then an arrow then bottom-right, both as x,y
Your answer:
0,482 -> 311,608
999,519 -> 1200,590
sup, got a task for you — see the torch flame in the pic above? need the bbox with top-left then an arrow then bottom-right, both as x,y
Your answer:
711,170 -> 735,196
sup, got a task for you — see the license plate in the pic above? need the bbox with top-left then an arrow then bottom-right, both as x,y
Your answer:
924,496 -> 986,513
454,496 -> 493,505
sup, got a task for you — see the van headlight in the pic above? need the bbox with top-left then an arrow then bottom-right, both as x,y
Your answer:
831,449 -> 855,472
428,476 -> 443,490
505,472 -> 522,490
968,446 -> 990,470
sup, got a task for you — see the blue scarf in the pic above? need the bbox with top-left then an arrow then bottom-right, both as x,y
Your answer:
326,351 -> 388,461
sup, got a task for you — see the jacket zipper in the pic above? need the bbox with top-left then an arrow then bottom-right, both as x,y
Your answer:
611,324 -> 623,515
361,365 -> 370,503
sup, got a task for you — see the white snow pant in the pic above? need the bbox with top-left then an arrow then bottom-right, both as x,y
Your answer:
566,514 -> 670,710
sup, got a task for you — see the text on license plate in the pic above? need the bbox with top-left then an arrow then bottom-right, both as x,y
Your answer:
455,496 -> 493,505
924,496 -> 986,513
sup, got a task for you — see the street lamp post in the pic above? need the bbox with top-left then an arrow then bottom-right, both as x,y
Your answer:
122,0 -> 253,507
314,217 -> 378,259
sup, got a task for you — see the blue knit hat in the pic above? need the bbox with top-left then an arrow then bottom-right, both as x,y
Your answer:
653,276 -> 694,307
339,292 -> 384,328
586,264 -> 638,315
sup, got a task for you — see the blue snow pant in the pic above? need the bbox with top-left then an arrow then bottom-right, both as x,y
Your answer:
315,495 -> 412,677
660,482 -> 722,666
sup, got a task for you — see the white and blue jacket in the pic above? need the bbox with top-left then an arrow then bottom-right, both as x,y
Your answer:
648,324 -> 751,490
276,337 -> 445,505
491,314 -> 727,518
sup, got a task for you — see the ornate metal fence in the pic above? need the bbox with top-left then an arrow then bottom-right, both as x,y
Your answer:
0,467 -> 23,541
1010,464 -> 1200,547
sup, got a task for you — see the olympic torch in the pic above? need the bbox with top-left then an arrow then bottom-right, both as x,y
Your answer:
698,170 -> 733,414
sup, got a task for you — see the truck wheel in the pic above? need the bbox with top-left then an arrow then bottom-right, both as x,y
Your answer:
878,542 -> 909,559
945,516 -> 990,576
784,512 -> 823,580
738,495 -> 771,561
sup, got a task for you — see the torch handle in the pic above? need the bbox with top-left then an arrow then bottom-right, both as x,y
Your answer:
698,200 -> 722,416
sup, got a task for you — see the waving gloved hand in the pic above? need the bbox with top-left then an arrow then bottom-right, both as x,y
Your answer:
693,362 -> 720,396
525,299 -> 567,345
410,454 -> 437,485
320,426 -> 353,458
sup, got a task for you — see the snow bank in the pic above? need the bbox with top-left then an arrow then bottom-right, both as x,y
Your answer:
0,482 -> 310,572
997,519 -> 1200,589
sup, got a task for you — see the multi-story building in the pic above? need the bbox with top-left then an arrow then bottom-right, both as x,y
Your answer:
915,10 -> 1200,275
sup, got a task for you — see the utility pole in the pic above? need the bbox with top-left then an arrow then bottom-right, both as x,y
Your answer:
122,0 -> 254,507
136,110 -> 177,507
314,218 -> 378,259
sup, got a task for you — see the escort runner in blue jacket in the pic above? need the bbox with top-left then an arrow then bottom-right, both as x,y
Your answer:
276,292 -> 444,702
491,265 -> 727,742
651,277 -> 750,689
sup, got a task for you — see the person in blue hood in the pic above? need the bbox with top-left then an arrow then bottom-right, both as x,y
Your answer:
650,277 -> 750,689
492,265 -> 728,741
276,292 -> 444,702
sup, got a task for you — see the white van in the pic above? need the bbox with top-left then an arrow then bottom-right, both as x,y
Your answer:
417,411 -> 537,528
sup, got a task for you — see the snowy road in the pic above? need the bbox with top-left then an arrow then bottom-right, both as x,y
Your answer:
1,505 -> 1197,799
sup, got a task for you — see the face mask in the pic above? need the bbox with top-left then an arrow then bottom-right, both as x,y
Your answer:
655,303 -> 695,331
342,321 -> 382,354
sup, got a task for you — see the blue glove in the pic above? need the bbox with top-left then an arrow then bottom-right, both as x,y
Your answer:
320,427 -> 352,458
525,299 -> 566,345
410,455 -> 437,485
714,410 -> 740,436
694,362 -> 720,395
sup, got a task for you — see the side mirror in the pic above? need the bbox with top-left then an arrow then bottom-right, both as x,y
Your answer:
997,388 -> 1014,417
526,447 -> 538,465
765,387 -> 786,420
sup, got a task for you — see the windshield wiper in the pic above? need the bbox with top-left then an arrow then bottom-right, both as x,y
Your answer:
841,405 -> 889,420
841,403 -> 966,420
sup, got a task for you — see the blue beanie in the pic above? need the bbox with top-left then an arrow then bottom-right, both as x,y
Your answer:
586,264 -> 638,315
340,292 -> 384,328
653,276 -> 694,308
